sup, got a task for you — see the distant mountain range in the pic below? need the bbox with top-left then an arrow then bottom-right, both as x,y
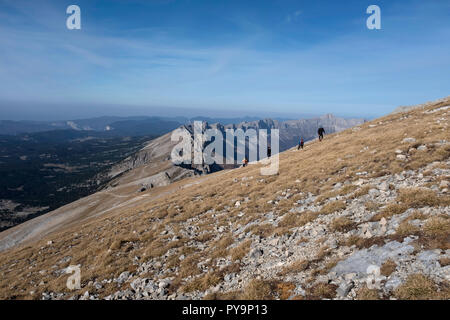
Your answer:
0,115 -> 293,136
0,116 -> 180,136
217,113 -> 365,151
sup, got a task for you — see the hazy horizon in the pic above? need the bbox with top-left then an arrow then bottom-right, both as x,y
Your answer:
0,99 -> 378,122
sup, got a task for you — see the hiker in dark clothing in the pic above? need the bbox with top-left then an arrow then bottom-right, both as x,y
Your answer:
297,138 -> 304,150
318,127 -> 325,141
267,146 -> 271,158
242,157 -> 248,167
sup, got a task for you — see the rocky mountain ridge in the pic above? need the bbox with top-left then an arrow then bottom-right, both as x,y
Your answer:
106,114 -> 364,192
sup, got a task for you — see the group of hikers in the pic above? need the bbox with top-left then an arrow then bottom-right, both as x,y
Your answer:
298,127 -> 325,148
297,127 -> 326,149
242,127 -> 325,167
296,127 -> 326,150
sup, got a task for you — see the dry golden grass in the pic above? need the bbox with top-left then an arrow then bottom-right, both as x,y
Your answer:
0,96 -> 449,299
439,257 -> 450,267
397,188 -> 442,208
203,291 -> 241,300
394,274 -> 449,300
274,281 -> 296,300
408,216 -> 450,251
356,286 -> 380,300
229,240 -> 252,261
349,185 -> 373,199
278,210 -> 319,229
373,188 -> 450,222
181,271 -> 222,293
239,279 -> 275,300
305,282 -> 337,299
424,216 -> 450,236
318,257 -> 342,275
178,254 -> 202,278
315,245 -> 331,261
178,262 -> 242,294
204,280 -> 295,300
364,201 -> 380,212
395,221 -> 420,238
330,217 -> 357,233
405,210 -> 428,221
344,235 -> 385,249
209,234 -> 234,260
380,259 -> 397,277
248,223 -> 275,238
371,203 -> 408,221
194,232 -> 214,243
315,185 -> 357,204
278,259 -> 310,276
320,200 -> 347,215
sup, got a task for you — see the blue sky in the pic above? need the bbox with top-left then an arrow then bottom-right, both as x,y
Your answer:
0,0 -> 449,120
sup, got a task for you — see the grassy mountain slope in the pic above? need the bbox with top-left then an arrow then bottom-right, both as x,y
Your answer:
0,97 -> 449,300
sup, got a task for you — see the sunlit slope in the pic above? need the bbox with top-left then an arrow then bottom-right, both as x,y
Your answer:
0,96 -> 449,300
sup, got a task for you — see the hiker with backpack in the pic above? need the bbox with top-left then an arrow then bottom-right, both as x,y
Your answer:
318,127 -> 325,141
297,137 -> 304,150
